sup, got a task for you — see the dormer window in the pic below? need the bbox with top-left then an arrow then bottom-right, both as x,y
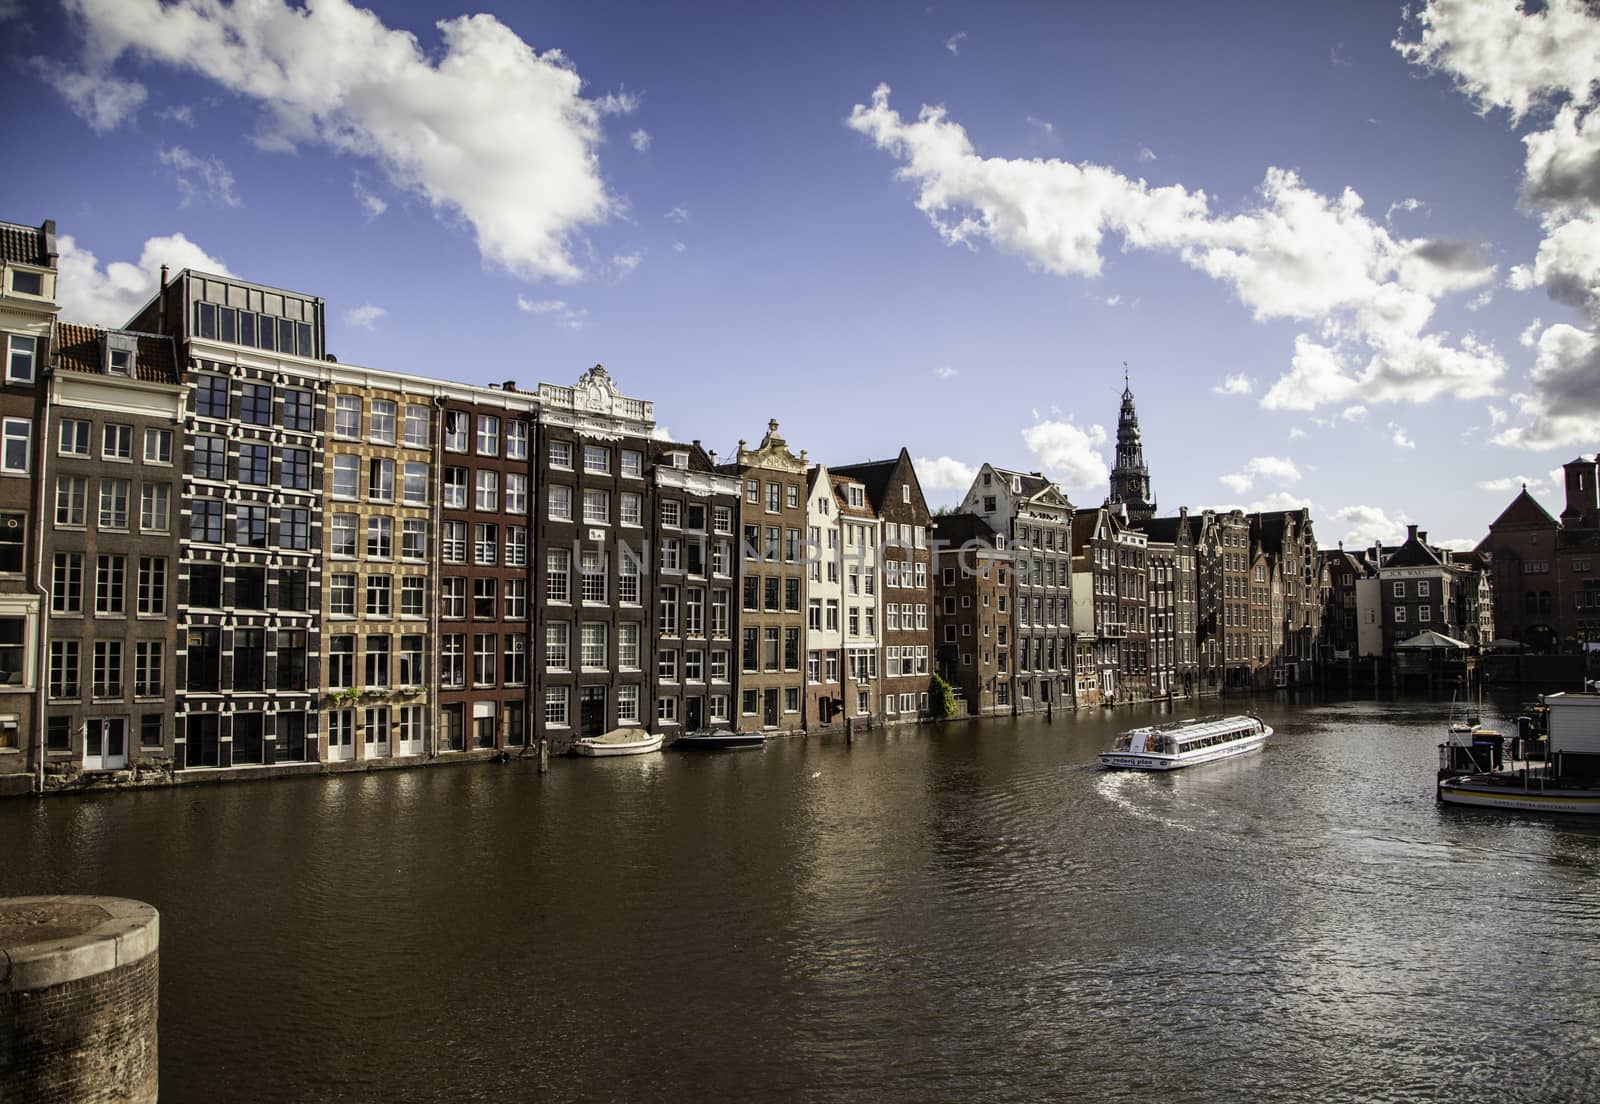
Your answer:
670,451 -> 688,469
848,484 -> 864,509
104,333 -> 137,377
10,270 -> 42,297
1011,477 -> 1021,492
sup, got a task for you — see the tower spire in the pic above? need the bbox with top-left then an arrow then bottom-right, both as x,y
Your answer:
1107,364 -> 1155,520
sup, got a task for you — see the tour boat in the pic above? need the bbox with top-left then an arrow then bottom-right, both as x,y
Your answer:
672,730 -> 766,751
1100,714 -> 1271,771
1437,692 -> 1600,815
573,730 -> 664,757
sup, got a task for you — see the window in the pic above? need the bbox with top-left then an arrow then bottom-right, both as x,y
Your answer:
49,640 -> 79,699
194,374 -> 229,419
282,388 -> 314,432
279,507 -> 309,550
505,473 -> 528,515
369,458 -> 395,503
617,684 -> 640,723
583,490 -> 610,525
547,549 -> 570,602
766,482 -> 780,513
548,439 -> 573,469
474,522 -> 498,565
1392,581 -> 1405,597
504,633 -> 528,686
581,623 -> 608,669
441,577 -> 467,619
334,395 -> 361,439
441,635 -> 466,688
135,483 -> 170,534
714,506 -> 733,534
476,415 -> 500,456
240,383 -> 272,426
398,635 -> 426,686
327,636 -> 355,689
1418,580 -> 1431,598
621,449 -> 643,477
366,516 -> 393,559
548,485 -> 572,521
545,686 -> 569,727
330,456 -> 360,500
658,650 -> 678,682
404,404 -> 430,448
9,271 -> 42,297
402,519 -> 428,561
235,505 -> 269,547
507,526 -> 528,567
546,622 -> 571,668
193,435 -> 226,480
328,513 -> 356,558
475,470 -> 498,511
102,423 -> 133,461
473,634 -> 496,686
369,400 -> 397,445
238,443 -> 270,485
474,578 -> 497,619
137,557 -> 166,615
52,552 -> 83,613
187,563 -> 222,608
442,521 -> 466,563
281,444 -> 308,489
659,585 -> 679,635
580,550 -> 607,603
277,632 -> 308,691
329,573 -> 357,617
505,578 -> 528,620
1,418 -> 30,473
134,642 -> 164,698
583,445 -> 610,474
662,500 -> 682,529
620,493 -> 642,527
366,635 -> 391,687
367,575 -> 393,617
99,479 -> 130,529
619,623 -> 641,668
444,410 -> 469,452
59,419 -> 90,456
6,334 -> 36,383
92,640 -> 123,698
506,420 -> 528,459
401,576 -> 426,618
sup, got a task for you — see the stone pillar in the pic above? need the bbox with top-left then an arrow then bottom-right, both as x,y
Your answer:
0,896 -> 159,1104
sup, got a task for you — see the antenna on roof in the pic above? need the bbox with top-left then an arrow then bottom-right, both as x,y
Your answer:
1123,360 -> 1129,390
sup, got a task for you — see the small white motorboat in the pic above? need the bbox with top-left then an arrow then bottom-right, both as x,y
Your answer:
573,730 -> 664,757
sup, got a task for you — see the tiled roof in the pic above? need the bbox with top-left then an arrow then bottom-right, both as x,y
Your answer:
832,455 -> 901,513
989,466 -> 1053,498
649,438 -> 715,472
1133,515 -> 1189,543
828,473 -> 877,520
1488,487 -> 1558,530
54,322 -> 179,384
1385,535 -> 1442,569
931,512 -> 1001,547
0,221 -> 49,267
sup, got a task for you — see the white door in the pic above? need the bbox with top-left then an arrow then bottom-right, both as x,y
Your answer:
327,709 -> 355,762
364,706 -> 390,759
84,717 -> 127,771
395,705 -> 424,757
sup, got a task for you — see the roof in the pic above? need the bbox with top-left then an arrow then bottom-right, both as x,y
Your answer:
931,512 -> 1002,547
1488,487 -> 1558,530
0,220 -> 51,267
1386,533 -> 1443,569
830,457 -> 899,512
53,322 -> 179,385
1132,515 -> 1190,544
989,465 -> 1054,498
1396,630 -> 1468,650
828,473 -> 877,520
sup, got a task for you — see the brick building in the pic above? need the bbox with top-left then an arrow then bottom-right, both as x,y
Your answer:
931,513 -> 1013,715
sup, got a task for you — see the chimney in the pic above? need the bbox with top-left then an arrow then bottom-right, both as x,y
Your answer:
41,219 -> 57,263
503,380 -> 517,392
1406,524 -> 1418,542
1418,530 -> 1428,545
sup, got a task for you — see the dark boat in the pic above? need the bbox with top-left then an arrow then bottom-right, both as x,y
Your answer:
673,730 -> 766,750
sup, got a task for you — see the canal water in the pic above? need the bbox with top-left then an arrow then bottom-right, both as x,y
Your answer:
4,691 -> 1599,1103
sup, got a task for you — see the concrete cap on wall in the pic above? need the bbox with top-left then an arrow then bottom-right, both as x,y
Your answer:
0,896 -> 160,993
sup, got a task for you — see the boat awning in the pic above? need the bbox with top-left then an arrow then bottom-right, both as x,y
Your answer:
1485,638 -> 1527,650
1396,630 -> 1470,650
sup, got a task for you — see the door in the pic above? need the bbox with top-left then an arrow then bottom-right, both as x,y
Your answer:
83,718 -> 127,771
763,688 -> 779,728
395,706 -> 424,757
685,696 -> 703,732
581,687 -> 605,736
364,707 -> 390,759
327,709 -> 354,761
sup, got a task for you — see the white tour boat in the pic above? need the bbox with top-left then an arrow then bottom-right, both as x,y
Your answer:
573,730 -> 664,757
1100,714 -> 1271,772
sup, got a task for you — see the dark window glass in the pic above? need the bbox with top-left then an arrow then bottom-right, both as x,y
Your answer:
234,566 -> 267,610
238,312 -> 256,348
239,443 -> 269,484
258,316 -> 275,352
277,631 -> 307,691
278,569 -> 308,612
235,506 -> 268,548
194,376 -> 229,419
218,307 -> 236,344
185,715 -> 221,768
191,500 -> 224,543
0,513 -> 23,573
11,270 -> 42,296
278,318 -> 295,355
186,628 -> 220,692
197,302 -> 217,340
47,716 -> 71,751
189,563 -> 223,607
233,628 -> 265,692
140,713 -> 163,749
233,713 -> 264,764
297,322 -> 313,358
193,436 -> 226,480
240,384 -> 272,425
281,389 -> 313,432
277,713 -> 307,761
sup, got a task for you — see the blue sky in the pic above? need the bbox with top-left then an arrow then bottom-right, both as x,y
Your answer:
4,0 -> 1597,550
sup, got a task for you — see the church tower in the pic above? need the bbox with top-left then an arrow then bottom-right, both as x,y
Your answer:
1107,367 -> 1156,521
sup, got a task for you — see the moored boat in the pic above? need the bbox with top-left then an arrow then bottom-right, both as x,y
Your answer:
573,730 -> 664,757
1099,714 -> 1270,771
1438,691 -> 1600,814
673,730 -> 765,751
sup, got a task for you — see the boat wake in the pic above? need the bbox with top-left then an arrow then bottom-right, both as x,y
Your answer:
1093,771 -> 1199,833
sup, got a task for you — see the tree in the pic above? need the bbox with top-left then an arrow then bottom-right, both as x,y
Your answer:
929,673 -> 957,719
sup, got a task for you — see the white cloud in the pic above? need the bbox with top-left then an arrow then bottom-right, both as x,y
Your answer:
1436,537 -> 1480,552
157,103 -> 195,127
56,232 -> 231,328
1329,42 -> 1351,68
630,128 -> 651,153
665,205 -> 690,223
1467,288 -> 1493,310
33,60 -> 147,132
1389,422 -> 1416,448
1508,218 -> 1600,320
672,241 -> 686,253
1385,197 -> 1426,222
343,303 -> 385,329
934,366 -> 958,379
1288,426 -> 1307,439
1493,322 -> 1600,449
1209,372 -> 1252,396
1137,146 -> 1157,163
1332,504 -> 1409,549
158,145 -> 241,208
1246,491 -> 1315,512
1487,404 -> 1508,426
57,0 -> 622,281
651,425 -> 674,442
1218,455 -> 1302,494
515,294 -> 587,329
847,85 -> 1504,414
1020,418 -> 1108,491
612,252 -> 643,276
944,31 -> 967,56
352,175 -> 387,219
594,89 -> 640,115
1477,473 -> 1549,493
914,455 -> 977,491
1026,115 -> 1055,136
1341,404 -> 1368,422
1518,318 -> 1543,347
1395,0 -> 1600,122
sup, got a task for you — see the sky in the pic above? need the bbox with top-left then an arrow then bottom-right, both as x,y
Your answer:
2,0 -> 1597,551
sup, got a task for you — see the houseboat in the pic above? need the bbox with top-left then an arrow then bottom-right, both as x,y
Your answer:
1100,714 -> 1271,771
